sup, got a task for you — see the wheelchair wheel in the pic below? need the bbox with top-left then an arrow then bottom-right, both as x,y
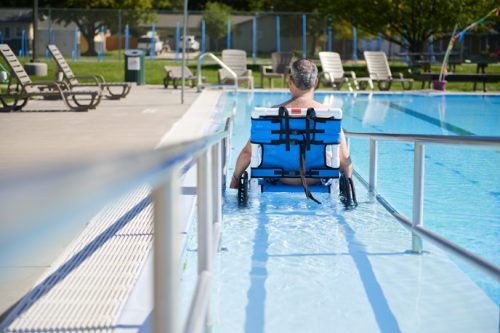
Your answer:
237,171 -> 249,204
339,174 -> 357,209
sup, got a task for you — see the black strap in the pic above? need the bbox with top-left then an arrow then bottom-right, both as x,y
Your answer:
305,108 -> 316,150
278,106 -> 290,151
299,144 -> 321,204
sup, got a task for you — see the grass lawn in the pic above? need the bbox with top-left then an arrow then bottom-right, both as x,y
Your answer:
1,55 -> 499,92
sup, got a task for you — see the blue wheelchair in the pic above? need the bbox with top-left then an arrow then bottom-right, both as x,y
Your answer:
237,106 -> 357,207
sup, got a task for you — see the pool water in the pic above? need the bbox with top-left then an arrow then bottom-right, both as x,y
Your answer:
182,92 -> 499,332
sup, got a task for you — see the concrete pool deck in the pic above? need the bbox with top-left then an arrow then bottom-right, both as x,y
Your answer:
0,85 -> 203,319
0,85 -> 199,173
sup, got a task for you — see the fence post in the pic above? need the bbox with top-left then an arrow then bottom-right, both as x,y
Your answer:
175,21 -> 180,63
118,9 -> 122,60
151,23 -> 156,60
302,14 -> 306,58
276,15 -> 280,52
328,27 -> 332,52
125,24 -> 129,51
428,35 -> 436,62
45,8 -> 51,59
352,24 -> 357,64
252,15 -> 257,64
369,139 -> 378,193
412,142 -> 425,253
98,25 -> 104,62
72,27 -> 79,62
152,168 -> 181,333
197,150 -> 213,330
227,16 -> 231,49
201,19 -> 206,54
20,29 -> 26,61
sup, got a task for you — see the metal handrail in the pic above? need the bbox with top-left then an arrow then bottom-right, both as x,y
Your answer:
345,130 -> 500,282
197,52 -> 238,92
344,131 -> 500,147
0,124 -> 231,333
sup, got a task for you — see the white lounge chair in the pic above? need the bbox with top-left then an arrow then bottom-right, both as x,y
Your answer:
218,49 -> 254,89
319,51 -> 373,91
364,51 -> 413,90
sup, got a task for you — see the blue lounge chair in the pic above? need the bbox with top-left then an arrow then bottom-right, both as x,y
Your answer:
245,106 -> 343,203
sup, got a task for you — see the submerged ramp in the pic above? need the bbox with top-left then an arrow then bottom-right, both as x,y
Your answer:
184,184 -> 498,333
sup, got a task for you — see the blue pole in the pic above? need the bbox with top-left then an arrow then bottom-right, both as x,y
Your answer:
72,27 -> 78,62
150,23 -> 156,60
352,24 -> 357,64
429,35 -> 435,62
276,15 -> 280,52
403,38 -> 409,63
252,16 -> 257,64
125,24 -> 129,50
302,14 -> 306,58
98,25 -> 104,62
327,27 -> 332,52
175,21 -> 180,63
201,19 -> 206,54
45,10 -> 51,59
227,16 -> 231,49
76,28 -> 80,60
377,33 -> 383,51
0,32 -> 3,44
20,29 -> 26,60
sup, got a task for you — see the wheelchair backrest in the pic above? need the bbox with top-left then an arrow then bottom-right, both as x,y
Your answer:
250,107 -> 342,179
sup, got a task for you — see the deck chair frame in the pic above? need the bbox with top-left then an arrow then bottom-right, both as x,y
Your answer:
163,66 -> 197,89
0,44 -> 101,112
47,44 -> 131,100
319,52 -> 373,91
260,52 -> 293,88
364,51 -> 413,91
218,49 -> 254,89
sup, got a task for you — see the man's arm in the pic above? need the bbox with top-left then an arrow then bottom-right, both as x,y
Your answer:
339,129 -> 353,177
229,140 -> 252,188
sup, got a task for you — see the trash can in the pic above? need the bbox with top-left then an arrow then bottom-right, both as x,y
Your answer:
124,49 -> 145,85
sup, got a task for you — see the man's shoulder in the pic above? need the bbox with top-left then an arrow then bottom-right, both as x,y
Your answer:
271,100 -> 329,109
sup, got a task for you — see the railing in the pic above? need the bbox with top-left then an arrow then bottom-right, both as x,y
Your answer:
197,52 -> 238,92
344,131 -> 500,282
0,119 -> 232,333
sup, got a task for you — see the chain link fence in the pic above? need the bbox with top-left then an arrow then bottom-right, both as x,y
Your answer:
1,7 -> 499,66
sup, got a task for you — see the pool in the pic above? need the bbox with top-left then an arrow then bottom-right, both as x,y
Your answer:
182,91 -> 499,332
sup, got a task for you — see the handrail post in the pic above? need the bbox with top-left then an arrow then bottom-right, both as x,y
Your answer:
212,142 -> 222,224
412,142 -> 425,253
369,139 -> 378,193
197,150 -> 213,330
152,168 -> 181,333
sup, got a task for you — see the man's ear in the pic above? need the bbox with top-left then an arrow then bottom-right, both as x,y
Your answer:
314,78 -> 319,90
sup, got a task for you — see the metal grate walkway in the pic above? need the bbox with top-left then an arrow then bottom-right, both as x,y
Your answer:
2,186 -> 153,332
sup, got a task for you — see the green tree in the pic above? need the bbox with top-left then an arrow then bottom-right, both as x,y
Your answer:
43,0 -> 170,55
323,0 -> 499,53
202,2 -> 232,50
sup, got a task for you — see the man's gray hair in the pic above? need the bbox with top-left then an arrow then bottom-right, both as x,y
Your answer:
290,59 -> 318,90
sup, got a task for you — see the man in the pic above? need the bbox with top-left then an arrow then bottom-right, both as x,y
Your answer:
230,58 -> 352,189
